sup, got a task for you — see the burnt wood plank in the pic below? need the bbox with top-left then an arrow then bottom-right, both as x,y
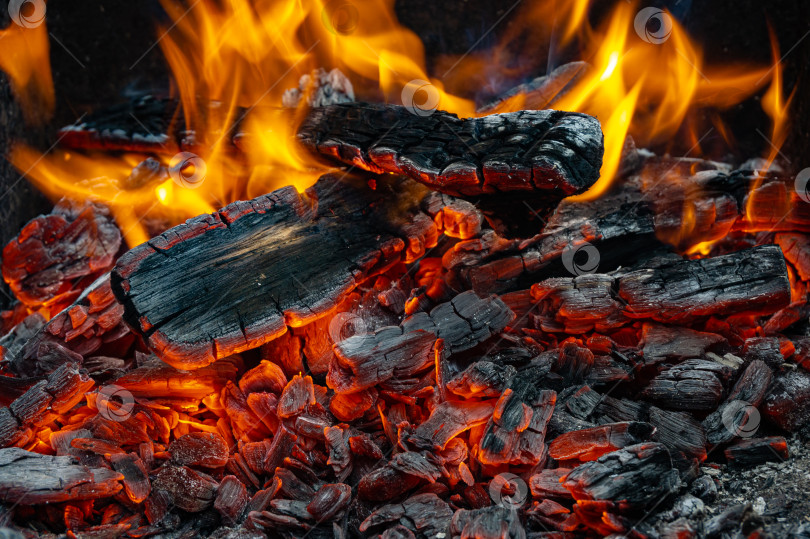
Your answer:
111,174 -> 436,370
531,245 -> 791,332
298,103 -> 604,236
0,447 -> 123,503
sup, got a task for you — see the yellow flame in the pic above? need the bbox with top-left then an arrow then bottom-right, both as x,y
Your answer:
0,0 -> 793,249
0,21 -> 54,124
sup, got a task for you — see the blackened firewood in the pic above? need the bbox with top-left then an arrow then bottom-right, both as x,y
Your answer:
639,324 -> 725,366
407,400 -> 495,451
327,327 -> 435,395
0,313 -> 45,379
742,337 -> 791,370
548,422 -> 655,462
112,174 -> 437,370
450,505 -> 526,539
595,394 -> 707,462
58,96 -> 181,153
109,452 -> 150,503
478,366 -> 556,466
775,232 -> 810,280
724,436 -> 789,467
2,200 -> 121,311
359,493 -> 453,538
444,176 -> 659,294
0,447 -> 123,503
328,292 -> 512,394
0,362 -> 94,448
214,475 -> 249,525
649,169 -> 810,247
641,359 -> 732,412
402,291 -> 514,355
762,369 -> 810,431
446,361 -> 517,399
151,464 -> 219,512
298,103 -> 604,237
6,274 -> 133,378
703,360 -> 772,445
478,61 -> 590,114
532,245 -> 790,332
562,443 -> 679,508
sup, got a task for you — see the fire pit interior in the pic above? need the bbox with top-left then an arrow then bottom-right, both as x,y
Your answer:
1,1 -> 810,537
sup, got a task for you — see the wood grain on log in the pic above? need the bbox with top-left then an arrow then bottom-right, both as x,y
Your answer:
531,245 -> 790,333
298,102 -> 604,236
112,174 -> 436,369
0,447 -> 122,503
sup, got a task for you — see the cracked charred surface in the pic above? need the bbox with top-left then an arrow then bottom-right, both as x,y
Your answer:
530,245 -> 791,333
297,103 -> 604,237
111,174 -> 438,370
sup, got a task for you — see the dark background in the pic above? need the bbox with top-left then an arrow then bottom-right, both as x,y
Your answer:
1,0 -> 809,307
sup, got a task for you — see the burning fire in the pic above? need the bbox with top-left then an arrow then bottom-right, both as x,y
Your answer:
1,0 -> 796,251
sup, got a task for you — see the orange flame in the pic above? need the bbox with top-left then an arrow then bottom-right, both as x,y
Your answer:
0,19 -> 54,124
0,0 -> 795,248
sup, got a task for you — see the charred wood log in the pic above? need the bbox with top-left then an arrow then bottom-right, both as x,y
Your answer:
640,359 -> 732,411
328,292 -> 512,394
359,493 -> 453,537
0,362 -> 94,448
703,360 -> 772,445
442,176 -> 660,294
762,368 -> 810,432
548,421 -> 655,462
561,442 -> 679,508
111,174 -> 437,369
298,103 -> 604,236
639,324 -> 725,366
724,436 -> 789,467
531,245 -> 790,332
478,366 -> 556,466
0,447 -> 123,503
58,96 -> 182,154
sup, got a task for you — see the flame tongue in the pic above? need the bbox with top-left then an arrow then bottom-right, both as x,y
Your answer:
0,0 -> 797,254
